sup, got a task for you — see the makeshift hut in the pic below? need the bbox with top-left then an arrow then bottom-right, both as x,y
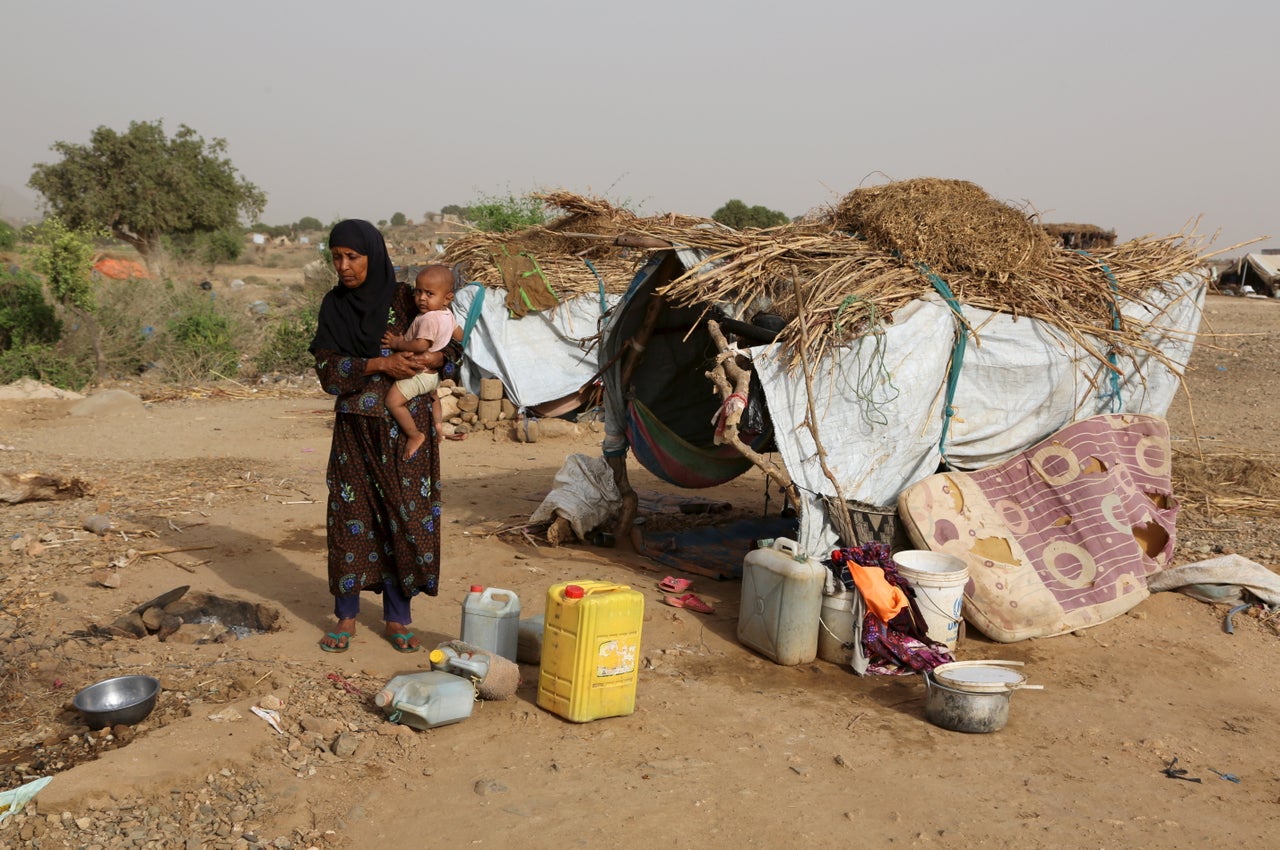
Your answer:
590,179 -> 1211,564
441,184 -> 1212,587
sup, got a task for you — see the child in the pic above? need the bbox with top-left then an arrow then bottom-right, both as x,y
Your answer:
382,265 -> 463,460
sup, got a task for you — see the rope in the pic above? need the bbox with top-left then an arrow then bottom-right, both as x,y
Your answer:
1075,250 -> 1124,412
916,262 -> 966,461
583,257 -> 608,314
459,282 -> 484,350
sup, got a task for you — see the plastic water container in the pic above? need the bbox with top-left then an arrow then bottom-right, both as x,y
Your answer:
429,645 -> 490,682
538,581 -> 644,722
373,671 -> 476,730
461,586 -> 520,662
817,589 -> 857,665
737,537 -> 826,666
517,615 -> 545,664
893,550 -> 969,652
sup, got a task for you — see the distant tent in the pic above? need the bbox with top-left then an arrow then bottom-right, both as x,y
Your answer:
1237,251 -> 1280,297
92,257 -> 149,280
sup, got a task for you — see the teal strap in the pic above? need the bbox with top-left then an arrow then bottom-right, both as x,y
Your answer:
460,282 -> 484,350
583,258 -> 608,313
916,262 -> 966,460
1075,250 -> 1123,412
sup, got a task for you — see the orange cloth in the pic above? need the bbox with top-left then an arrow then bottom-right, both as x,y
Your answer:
847,565 -> 908,622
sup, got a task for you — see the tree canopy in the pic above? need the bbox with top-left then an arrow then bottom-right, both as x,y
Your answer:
28,120 -> 265,265
711,199 -> 790,230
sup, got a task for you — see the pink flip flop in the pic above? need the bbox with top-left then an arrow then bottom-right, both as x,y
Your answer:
658,576 -> 692,594
662,592 -> 714,614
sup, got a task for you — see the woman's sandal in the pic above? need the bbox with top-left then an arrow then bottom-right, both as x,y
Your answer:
320,631 -> 352,653
658,576 -> 692,594
385,632 -> 421,653
662,593 -> 714,614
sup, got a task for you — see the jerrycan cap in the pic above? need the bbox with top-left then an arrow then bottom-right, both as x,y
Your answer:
469,585 -> 484,593
428,648 -> 447,665
564,584 -> 585,599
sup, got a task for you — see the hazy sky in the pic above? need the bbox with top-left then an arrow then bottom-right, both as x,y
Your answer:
2,0 -> 1276,252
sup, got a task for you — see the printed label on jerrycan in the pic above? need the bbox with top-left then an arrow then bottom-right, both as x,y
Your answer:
596,638 -> 638,677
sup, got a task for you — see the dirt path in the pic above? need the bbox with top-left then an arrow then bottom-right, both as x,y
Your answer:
0,295 -> 1277,848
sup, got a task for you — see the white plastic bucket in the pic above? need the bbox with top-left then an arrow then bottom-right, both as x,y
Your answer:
893,550 -> 968,651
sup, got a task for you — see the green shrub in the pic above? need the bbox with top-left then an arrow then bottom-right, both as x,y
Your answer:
0,220 -> 17,251
203,227 -> 244,265
466,192 -> 547,233
0,268 -> 62,349
160,296 -> 243,380
253,308 -> 317,374
0,342 -> 91,389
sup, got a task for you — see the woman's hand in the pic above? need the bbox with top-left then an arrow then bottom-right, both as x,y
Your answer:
370,351 -> 424,380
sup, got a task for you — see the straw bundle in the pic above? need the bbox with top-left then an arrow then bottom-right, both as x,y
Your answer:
636,213 -> 1209,374
437,186 -> 1215,378
440,192 -> 704,298
829,178 -> 1055,278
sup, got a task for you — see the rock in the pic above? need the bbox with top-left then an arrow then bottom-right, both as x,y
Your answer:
456,393 -> 479,413
165,623 -> 225,644
473,778 -> 507,796
299,716 -> 342,738
140,607 -> 166,631
107,613 -> 148,639
479,378 -> 504,401
93,569 -> 122,589
68,390 -> 145,418
83,514 -> 115,535
156,614 -> 183,640
331,733 -> 358,758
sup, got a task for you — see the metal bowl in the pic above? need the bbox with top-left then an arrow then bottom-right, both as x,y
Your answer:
72,675 -> 161,730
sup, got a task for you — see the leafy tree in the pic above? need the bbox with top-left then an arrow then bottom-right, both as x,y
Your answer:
390,211 -> 407,227
440,204 -> 468,218
296,216 -> 324,232
30,216 -> 105,379
711,199 -> 790,230
28,120 -> 265,269
466,192 -> 547,233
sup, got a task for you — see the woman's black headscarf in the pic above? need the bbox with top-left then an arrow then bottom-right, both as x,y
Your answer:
310,220 -> 398,357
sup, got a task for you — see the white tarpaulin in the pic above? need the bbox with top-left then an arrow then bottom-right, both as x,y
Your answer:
452,284 -> 620,409
753,273 -> 1206,555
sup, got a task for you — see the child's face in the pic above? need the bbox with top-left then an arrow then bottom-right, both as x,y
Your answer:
413,276 -> 454,313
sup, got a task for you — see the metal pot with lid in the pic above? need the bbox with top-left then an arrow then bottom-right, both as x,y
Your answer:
924,661 -> 1042,733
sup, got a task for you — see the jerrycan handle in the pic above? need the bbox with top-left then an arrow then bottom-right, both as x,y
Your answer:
479,587 -> 516,606
772,537 -> 805,561
563,583 -> 625,600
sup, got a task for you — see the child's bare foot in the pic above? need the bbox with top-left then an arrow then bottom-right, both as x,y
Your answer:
403,432 -> 426,461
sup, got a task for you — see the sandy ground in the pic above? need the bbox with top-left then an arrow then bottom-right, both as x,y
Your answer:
0,294 -> 1278,849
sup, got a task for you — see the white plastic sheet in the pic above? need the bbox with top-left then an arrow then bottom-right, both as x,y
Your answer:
452,286 -> 619,409
755,274 -> 1206,556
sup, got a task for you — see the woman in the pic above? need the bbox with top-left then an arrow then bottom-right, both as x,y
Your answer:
310,219 -> 457,653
